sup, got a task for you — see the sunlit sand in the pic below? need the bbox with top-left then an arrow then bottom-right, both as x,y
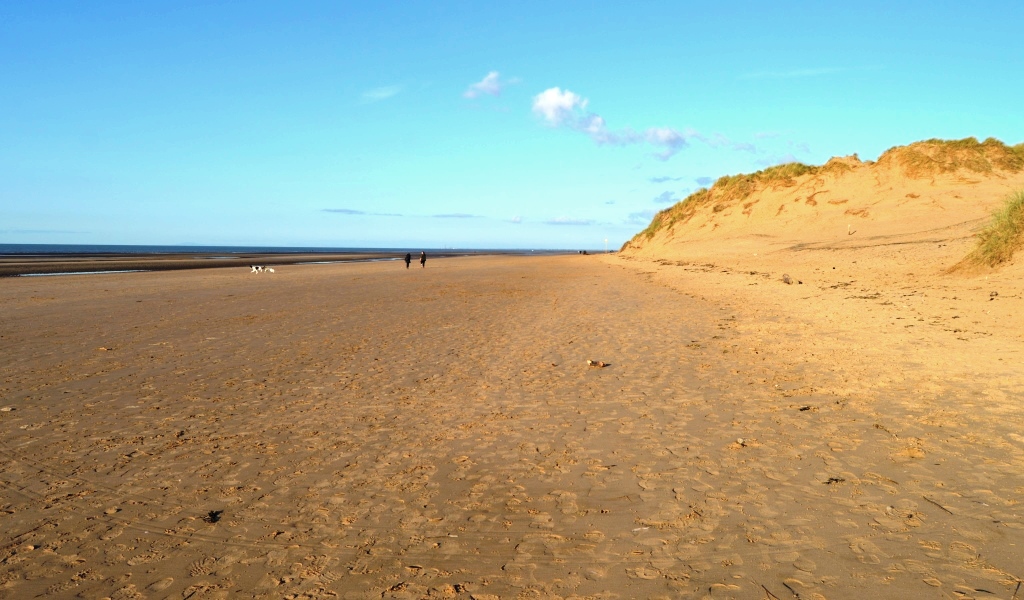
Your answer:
3,236 -> 1023,597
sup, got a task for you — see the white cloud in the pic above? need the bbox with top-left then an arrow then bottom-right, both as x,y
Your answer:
323,208 -> 403,217
546,216 -> 594,226
531,87 -> 784,162
646,127 -> 682,146
532,87 -> 588,125
1,228 -> 85,234
509,215 -> 522,224
644,127 -> 689,160
361,85 -> 402,102
532,87 -> 694,160
653,191 -> 677,204
464,71 -> 506,98
626,209 -> 657,224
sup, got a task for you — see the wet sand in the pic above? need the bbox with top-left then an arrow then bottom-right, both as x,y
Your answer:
0,252 -> 409,277
1,255 -> 1022,599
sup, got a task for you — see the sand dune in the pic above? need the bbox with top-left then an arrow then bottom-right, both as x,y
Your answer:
617,138 -> 1024,439
623,138 -> 1024,260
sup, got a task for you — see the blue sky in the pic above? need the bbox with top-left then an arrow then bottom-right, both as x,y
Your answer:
2,1 -> 1023,249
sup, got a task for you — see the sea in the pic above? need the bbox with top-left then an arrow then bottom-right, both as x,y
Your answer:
0,244 -> 572,256
0,244 -> 582,276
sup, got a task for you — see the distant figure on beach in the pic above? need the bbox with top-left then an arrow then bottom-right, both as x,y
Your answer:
404,253 -> 411,268
420,251 -> 426,268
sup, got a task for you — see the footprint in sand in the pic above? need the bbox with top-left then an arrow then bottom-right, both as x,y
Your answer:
849,538 -> 883,564
98,526 -> 123,541
626,565 -> 662,580
551,490 -> 579,515
189,556 -> 218,577
147,577 -> 174,591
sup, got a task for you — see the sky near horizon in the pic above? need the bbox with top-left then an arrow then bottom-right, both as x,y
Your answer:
3,2 -> 1023,249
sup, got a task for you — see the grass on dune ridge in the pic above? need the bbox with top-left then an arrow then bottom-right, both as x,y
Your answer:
624,137 -> 1024,251
629,161 -> 823,246
881,137 -> 1024,177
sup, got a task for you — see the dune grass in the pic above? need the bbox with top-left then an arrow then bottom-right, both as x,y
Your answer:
623,137 -> 1024,253
880,137 -> 1024,176
622,162 -> 819,249
957,189 -> 1024,268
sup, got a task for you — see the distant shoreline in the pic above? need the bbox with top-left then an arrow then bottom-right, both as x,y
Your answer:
0,243 -> 583,255
0,247 -> 580,277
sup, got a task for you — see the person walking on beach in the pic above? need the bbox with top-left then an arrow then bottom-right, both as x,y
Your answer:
404,253 -> 411,268
419,251 -> 426,268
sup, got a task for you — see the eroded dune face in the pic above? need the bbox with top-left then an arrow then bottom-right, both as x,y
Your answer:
623,138 -> 1024,263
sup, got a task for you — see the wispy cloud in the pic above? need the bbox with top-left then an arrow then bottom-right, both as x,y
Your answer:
696,132 -> 760,153
649,175 -> 685,183
741,67 -> 846,80
361,85 -> 402,103
463,71 -> 518,99
546,216 -> 594,226
508,215 -> 522,224
653,191 -> 677,204
322,208 -> 403,217
529,87 -> 777,161
695,177 -> 714,186
432,213 -> 481,219
755,153 -> 799,167
0,229 -> 86,234
531,87 -> 694,160
626,209 -> 657,224
644,127 -> 690,160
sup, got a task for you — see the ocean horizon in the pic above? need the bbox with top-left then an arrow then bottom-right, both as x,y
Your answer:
0,244 -> 590,277
0,243 -> 582,256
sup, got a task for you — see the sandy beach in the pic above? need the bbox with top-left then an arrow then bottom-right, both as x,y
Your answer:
2,253 -> 1021,599
7,0 -> 1024,596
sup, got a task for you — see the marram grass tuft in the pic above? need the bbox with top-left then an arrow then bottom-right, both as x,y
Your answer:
957,189 -> 1024,268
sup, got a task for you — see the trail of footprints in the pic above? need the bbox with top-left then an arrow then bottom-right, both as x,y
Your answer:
1,260 -> 1023,598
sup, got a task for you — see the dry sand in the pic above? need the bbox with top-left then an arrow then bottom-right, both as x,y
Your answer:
2,254 -> 1023,599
